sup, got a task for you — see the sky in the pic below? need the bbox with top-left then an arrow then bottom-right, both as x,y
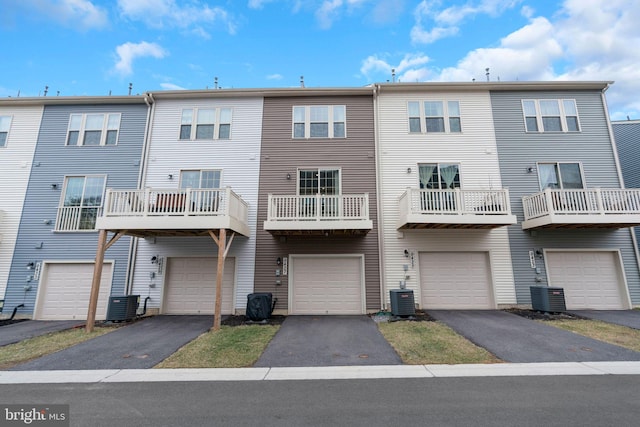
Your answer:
1,0 -> 639,120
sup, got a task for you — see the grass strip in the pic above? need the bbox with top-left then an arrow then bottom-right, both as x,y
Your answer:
378,321 -> 501,365
0,327 -> 112,370
156,324 -> 279,368
544,319 -> 640,352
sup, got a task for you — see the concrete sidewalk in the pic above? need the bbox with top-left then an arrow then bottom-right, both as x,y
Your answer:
1,362 -> 640,384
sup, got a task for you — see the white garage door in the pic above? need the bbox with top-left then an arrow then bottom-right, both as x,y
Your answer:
35,263 -> 113,320
546,251 -> 629,310
290,256 -> 364,315
419,252 -> 494,309
163,257 -> 235,315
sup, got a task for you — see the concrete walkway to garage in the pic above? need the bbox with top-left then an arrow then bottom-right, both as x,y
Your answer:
254,315 -> 402,367
0,320 -> 85,347
8,315 -> 214,371
569,310 -> 640,330
429,310 -> 640,363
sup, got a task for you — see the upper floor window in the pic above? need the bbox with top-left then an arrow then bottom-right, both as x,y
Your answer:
0,116 -> 11,147
293,106 -> 346,139
67,113 -> 121,146
522,99 -> 580,133
180,108 -> 232,141
56,175 -> 106,231
408,101 -> 461,134
538,162 -> 584,190
418,163 -> 461,190
179,169 -> 222,189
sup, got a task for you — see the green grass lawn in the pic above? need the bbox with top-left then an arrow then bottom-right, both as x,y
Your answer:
544,319 -> 640,352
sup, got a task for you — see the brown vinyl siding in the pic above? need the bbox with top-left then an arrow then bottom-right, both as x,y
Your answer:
255,95 -> 381,311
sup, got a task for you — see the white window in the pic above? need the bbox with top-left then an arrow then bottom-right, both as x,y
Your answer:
179,108 -> 232,140
522,99 -> 580,133
56,176 -> 106,231
0,116 -> 11,147
418,163 -> 461,190
292,106 -> 346,139
297,168 -> 341,217
408,101 -> 462,133
179,169 -> 221,189
66,113 -> 121,146
538,163 -> 584,189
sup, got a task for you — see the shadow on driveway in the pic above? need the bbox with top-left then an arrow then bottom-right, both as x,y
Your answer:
255,315 -> 402,367
9,316 -> 214,371
429,310 -> 640,363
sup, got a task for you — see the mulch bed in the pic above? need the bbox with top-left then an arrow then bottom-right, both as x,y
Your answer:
221,315 -> 287,327
371,310 -> 435,322
0,319 -> 29,327
505,308 -> 585,321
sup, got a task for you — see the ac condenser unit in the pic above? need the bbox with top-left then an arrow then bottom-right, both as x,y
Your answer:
530,286 -> 566,312
390,289 -> 416,316
106,295 -> 140,322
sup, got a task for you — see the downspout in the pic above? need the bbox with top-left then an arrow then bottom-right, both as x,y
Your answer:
601,87 -> 639,308
373,83 -> 386,310
125,93 -> 155,295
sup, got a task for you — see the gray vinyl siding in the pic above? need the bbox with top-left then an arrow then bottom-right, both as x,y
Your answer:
491,90 -> 640,305
255,95 -> 381,311
3,103 -> 148,315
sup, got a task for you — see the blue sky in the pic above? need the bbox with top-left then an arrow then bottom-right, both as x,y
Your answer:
1,1 -> 639,120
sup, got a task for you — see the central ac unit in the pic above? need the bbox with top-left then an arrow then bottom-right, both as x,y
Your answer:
106,295 -> 140,322
390,289 -> 416,316
530,286 -> 566,312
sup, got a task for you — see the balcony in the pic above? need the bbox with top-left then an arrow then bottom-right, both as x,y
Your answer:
522,188 -> 640,229
264,194 -> 373,235
397,188 -> 517,229
95,187 -> 250,237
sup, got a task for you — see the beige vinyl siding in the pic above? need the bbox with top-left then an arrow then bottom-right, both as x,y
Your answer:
376,89 -> 516,308
130,97 -> 263,311
255,95 -> 381,312
0,105 -> 42,299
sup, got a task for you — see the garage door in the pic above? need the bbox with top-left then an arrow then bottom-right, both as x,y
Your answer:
290,256 -> 364,315
546,251 -> 629,310
419,252 -> 494,309
34,263 -> 113,320
163,257 -> 235,315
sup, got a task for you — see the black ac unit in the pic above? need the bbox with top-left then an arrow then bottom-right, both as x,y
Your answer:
390,289 -> 416,316
530,286 -> 566,312
246,293 -> 273,321
106,295 -> 140,322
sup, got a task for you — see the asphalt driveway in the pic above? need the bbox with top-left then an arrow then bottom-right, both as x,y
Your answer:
0,320 -> 84,347
569,310 -> 640,330
9,315 -> 213,371
255,315 -> 402,367
429,310 -> 640,363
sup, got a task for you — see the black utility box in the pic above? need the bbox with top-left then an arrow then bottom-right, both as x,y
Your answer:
390,289 -> 416,316
106,295 -> 140,322
530,286 -> 566,312
246,293 -> 273,321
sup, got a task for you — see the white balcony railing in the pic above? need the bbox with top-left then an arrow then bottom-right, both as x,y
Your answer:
399,188 -> 512,217
102,187 -> 248,223
55,206 -> 102,231
266,194 -> 370,222
522,188 -> 640,220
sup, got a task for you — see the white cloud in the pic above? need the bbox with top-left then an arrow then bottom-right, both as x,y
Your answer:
248,0 -> 276,9
9,0 -> 108,30
314,0 -> 371,29
117,0 -> 236,36
160,82 -> 186,90
113,41 -> 167,76
361,53 -> 431,81
267,74 -> 284,80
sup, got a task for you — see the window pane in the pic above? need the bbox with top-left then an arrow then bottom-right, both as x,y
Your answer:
538,164 -> 559,189
69,114 -> 82,130
426,117 -> 445,132
447,101 -> 460,117
83,130 -> 101,145
310,106 -> 328,122
67,131 -> 79,146
408,101 -> 420,117
566,116 -> 579,132
542,117 -> 562,132
559,163 -> 583,189
196,124 -> 214,139
293,107 -> 305,123
105,130 -> 118,145
64,178 -> 85,206
449,117 -> 461,133
522,100 -> 537,116
293,123 -> 305,138
85,114 -> 104,130
424,101 -> 443,117
439,164 -> 460,189
0,132 -> 6,147
333,105 -> 345,122
333,122 -> 345,138
310,123 -> 328,137
539,100 -> 560,115
197,109 -> 215,124
200,170 -> 221,188
526,117 -> 538,132
319,169 -> 339,195
83,177 -> 105,206
181,109 -> 193,124
409,118 -> 421,133
0,116 -> 11,131
219,124 -> 230,139
180,125 -> 191,140
107,114 -> 121,129
219,108 -> 232,123
180,171 -> 200,188
563,99 -> 577,115
298,170 -> 317,195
